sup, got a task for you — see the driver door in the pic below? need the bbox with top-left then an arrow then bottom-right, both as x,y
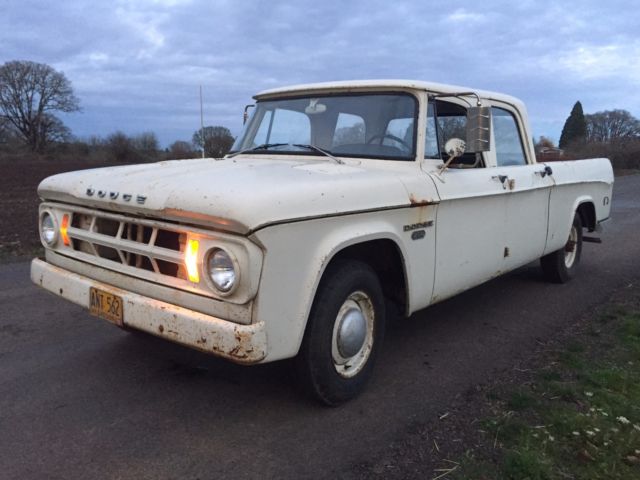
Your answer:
424,101 -> 552,303
423,99 -> 510,303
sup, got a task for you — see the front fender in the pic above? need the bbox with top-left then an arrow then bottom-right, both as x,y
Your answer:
249,210 -> 421,363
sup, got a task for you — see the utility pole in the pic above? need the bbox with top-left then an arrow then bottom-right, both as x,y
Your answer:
199,85 -> 205,159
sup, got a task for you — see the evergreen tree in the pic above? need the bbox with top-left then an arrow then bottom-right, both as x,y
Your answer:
559,101 -> 587,149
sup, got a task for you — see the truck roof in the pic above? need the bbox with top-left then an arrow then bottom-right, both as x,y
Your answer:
254,79 -> 525,109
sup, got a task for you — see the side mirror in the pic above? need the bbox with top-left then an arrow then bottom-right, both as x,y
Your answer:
243,104 -> 255,125
466,106 -> 491,152
438,137 -> 466,174
444,138 -> 466,158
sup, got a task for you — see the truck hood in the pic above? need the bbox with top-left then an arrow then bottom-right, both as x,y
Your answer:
37,157 -> 420,235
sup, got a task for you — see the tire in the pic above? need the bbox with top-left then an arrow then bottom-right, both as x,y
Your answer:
540,213 -> 583,283
295,260 -> 386,406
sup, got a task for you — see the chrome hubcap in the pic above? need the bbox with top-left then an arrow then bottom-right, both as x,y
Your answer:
331,291 -> 375,378
336,308 -> 367,358
564,225 -> 578,268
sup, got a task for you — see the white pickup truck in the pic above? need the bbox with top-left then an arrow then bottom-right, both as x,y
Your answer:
31,80 -> 613,405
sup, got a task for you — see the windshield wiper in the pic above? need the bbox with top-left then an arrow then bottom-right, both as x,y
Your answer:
227,142 -> 344,164
226,143 -> 289,158
293,144 -> 344,164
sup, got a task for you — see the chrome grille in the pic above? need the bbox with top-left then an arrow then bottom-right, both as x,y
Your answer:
66,208 -> 189,281
41,201 -> 259,314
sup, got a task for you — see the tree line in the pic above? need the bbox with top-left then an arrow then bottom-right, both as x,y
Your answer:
2,59 -> 639,169
536,101 -> 640,169
0,60 -> 235,161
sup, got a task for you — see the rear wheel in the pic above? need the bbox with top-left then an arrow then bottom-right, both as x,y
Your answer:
540,213 -> 583,283
295,260 -> 385,406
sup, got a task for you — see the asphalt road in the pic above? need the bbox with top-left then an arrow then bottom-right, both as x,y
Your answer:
1,175 -> 639,480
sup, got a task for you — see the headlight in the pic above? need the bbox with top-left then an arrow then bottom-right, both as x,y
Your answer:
207,248 -> 237,293
40,212 -> 57,246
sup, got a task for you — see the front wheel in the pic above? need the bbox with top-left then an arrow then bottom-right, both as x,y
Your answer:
295,260 -> 385,406
540,213 -> 583,283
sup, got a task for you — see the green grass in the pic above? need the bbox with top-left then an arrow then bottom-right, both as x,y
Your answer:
507,391 -> 538,411
455,305 -> 640,479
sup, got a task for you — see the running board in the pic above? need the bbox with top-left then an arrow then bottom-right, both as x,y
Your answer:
583,236 -> 602,244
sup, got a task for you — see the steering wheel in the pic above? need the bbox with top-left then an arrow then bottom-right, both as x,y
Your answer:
366,133 -> 411,152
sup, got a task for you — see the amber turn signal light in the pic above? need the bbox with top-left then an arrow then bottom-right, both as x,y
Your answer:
60,214 -> 70,246
185,238 -> 200,283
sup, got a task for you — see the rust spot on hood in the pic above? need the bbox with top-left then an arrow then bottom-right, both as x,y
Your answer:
159,208 -> 249,234
409,194 -> 437,207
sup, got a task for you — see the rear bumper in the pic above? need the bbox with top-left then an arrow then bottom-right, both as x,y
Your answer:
30,258 -> 267,364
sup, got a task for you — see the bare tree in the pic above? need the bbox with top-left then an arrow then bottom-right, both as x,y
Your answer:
169,140 -> 196,159
585,109 -> 640,143
0,60 -> 80,152
106,131 -> 135,162
39,114 -> 72,144
192,126 -> 235,158
132,131 -> 159,156
0,116 -> 13,144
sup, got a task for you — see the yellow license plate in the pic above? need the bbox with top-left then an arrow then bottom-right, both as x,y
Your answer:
89,287 -> 124,326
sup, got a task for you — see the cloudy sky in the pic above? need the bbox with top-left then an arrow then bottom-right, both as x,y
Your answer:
2,0 -> 639,147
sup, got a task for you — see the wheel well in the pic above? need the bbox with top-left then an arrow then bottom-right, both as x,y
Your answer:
329,239 -> 407,316
577,202 -> 596,232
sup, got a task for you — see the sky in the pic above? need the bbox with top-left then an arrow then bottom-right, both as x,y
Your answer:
2,0 -> 639,148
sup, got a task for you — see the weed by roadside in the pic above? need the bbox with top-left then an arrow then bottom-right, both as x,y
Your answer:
455,295 -> 640,479
347,283 -> 640,480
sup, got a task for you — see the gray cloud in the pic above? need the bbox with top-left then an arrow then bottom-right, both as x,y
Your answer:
2,0 -> 639,146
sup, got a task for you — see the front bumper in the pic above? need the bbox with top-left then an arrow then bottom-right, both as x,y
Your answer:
31,258 -> 267,364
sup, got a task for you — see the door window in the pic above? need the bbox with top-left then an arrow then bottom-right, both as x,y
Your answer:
493,108 -> 527,166
427,100 -> 481,167
424,103 -> 439,158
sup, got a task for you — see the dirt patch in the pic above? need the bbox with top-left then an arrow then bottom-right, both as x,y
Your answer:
0,155 -> 124,261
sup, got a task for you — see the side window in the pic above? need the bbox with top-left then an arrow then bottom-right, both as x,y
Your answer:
437,110 -> 466,148
424,102 -> 439,158
333,113 -> 365,145
253,110 -> 273,146
431,100 -> 482,167
493,107 -> 527,166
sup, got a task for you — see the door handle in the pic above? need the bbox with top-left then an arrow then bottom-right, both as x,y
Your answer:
492,175 -> 508,189
536,165 -> 553,177
492,174 -> 516,190
492,174 -> 508,184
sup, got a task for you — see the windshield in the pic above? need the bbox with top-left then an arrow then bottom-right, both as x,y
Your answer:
230,93 -> 418,160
